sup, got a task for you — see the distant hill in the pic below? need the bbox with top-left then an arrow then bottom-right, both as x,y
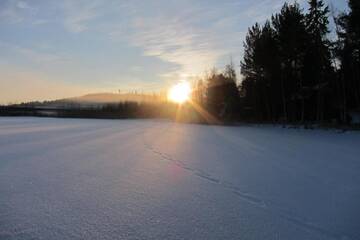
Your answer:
7,92 -> 167,109
69,92 -> 162,103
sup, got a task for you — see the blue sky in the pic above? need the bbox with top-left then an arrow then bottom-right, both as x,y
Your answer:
0,0 -> 347,103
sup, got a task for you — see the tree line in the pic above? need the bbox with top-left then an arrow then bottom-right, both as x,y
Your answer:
192,0 -> 360,125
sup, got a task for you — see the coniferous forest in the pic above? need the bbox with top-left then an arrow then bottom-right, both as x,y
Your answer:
190,0 -> 360,125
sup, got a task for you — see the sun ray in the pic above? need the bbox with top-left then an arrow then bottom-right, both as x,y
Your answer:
188,99 -> 221,125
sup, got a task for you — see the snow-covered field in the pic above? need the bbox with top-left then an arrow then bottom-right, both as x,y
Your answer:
0,117 -> 359,240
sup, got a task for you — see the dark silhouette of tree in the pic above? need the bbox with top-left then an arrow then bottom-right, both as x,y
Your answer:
239,1 -> 346,124
241,3 -> 309,123
240,23 -> 262,120
206,65 -> 240,120
272,2 -> 308,122
336,0 -> 360,123
304,0 -> 333,122
241,21 -> 281,121
223,61 -> 241,119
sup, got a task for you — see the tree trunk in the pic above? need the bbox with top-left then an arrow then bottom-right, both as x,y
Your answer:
281,71 -> 287,123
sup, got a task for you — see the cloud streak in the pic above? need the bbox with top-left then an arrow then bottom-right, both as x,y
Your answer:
0,41 -> 70,65
111,1 -> 247,83
0,0 -> 34,23
63,0 -> 103,33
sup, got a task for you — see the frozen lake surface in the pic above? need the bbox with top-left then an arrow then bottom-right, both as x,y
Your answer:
0,117 -> 360,240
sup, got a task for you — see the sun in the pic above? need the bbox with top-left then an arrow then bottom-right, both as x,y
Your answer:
168,81 -> 191,104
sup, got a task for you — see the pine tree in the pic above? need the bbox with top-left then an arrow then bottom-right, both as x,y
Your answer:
240,21 -> 281,121
240,23 -> 262,120
256,21 -> 281,121
336,0 -> 360,122
272,2 -> 308,122
304,0 -> 332,122
347,0 -> 360,111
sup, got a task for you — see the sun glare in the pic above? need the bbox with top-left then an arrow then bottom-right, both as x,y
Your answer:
168,81 -> 191,104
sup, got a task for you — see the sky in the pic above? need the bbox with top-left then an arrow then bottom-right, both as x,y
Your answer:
0,0 -> 348,104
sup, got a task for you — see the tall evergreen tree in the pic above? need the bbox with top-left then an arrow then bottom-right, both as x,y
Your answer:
240,23 -> 262,120
336,0 -> 360,122
304,0 -> 333,122
256,21 -> 281,121
272,2 -> 308,122
240,22 -> 281,121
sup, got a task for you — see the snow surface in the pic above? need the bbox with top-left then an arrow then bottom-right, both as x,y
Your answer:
0,117 -> 360,240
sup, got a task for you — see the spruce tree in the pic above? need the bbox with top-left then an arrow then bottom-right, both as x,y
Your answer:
336,0 -> 360,122
305,0 -> 332,122
240,23 -> 262,120
272,2 -> 308,122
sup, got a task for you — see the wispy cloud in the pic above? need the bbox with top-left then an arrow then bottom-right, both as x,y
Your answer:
16,1 -> 33,10
0,0 -> 45,25
63,0 -> 103,33
120,0 -> 314,83
0,41 -> 70,65
131,18 -> 222,80
0,0 -> 28,23
108,1 -> 246,83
